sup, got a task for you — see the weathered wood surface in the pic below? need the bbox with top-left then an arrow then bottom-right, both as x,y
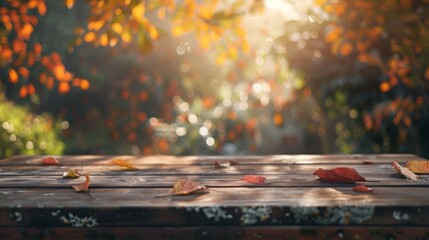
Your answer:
1,154 -> 429,239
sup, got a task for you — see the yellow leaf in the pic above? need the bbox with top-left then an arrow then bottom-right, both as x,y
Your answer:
111,159 -> 137,170
100,33 -> 109,46
314,0 -> 326,6
111,23 -> 123,34
121,31 -> 132,43
241,39 -> 250,54
197,33 -> 211,50
147,23 -> 159,40
65,0 -> 75,9
84,31 -> 97,42
405,160 -> 429,173
132,2 -> 146,22
88,19 -> 105,31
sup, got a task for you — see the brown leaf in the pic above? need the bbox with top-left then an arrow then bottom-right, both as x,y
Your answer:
241,175 -> 266,184
313,167 -> 366,182
405,160 -> 429,174
111,159 -> 137,170
72,174 -> 90,192
214,161 -> 238,168
392,161 -> 419,180
352,184 -> 373,193
41,157 -> 60,165
171,180 -> 207,195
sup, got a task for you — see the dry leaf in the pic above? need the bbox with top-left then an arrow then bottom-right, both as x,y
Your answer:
41,157 -> 59,165
352,184 -> 373,193
392,161 -> 419,180
214,161 -> 238,168
241,175 -> 266,184
63,169 -> 80,179
72,174 -> 90,192
171,180 -> 207,195
313,167 -> 366,182
405,160 -> 429,174
111,159 -> 137,170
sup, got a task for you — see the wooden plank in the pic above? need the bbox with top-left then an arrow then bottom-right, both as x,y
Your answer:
0,162 -> 414,176
1,226 -> 429,240
0,154 -> 422,166
0,174 -> 428,188
1,187 -> 429,208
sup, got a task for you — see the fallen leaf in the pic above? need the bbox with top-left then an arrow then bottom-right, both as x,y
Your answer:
63,169 -> 80,179
392,161 -> 419,180
241,175 -> 266,184
361,160 -> 374,165
214,161 -> 238,168
171,180 -> 207,195
72,174 -> 90,192
405,160 -> 429,174
352,184 -> 373,193
111,159 -> 137,170
313,167 -> 366,182
41,157 -> 60,165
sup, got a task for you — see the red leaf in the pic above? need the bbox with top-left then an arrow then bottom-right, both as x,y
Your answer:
171,180 -> 207,195
361,160 -> 374,165
241,175 -> 266,184
72,174 -> 90,192
352,184 -> 373,193
41,157 -> 59,165
313,167 -> 366,182
214,161 -> 238,168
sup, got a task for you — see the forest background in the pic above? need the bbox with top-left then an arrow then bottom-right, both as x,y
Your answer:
1,0 -> 429,158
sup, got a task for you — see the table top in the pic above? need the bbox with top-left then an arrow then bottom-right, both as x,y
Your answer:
1,154 -> 429,230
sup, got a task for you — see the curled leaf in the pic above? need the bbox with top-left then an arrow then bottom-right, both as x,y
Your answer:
171,180 -> 207,195
241,175 -> 266,184
41,157 -> 60,165
111,159 -> 137,170
72,174 -> 90,192
63,169 -> 80,179
392,161 -> 418,180
313,167 -> 366,182
405,160 -> 429,174
352,184 -> 373,193
214,161 -> 238,168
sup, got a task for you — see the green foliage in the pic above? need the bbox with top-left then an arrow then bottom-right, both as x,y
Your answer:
0,94 -> 64,157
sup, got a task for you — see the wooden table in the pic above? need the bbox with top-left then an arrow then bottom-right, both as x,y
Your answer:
1,154 -> 429,239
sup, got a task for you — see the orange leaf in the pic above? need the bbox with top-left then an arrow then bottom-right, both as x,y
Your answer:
41,157 -> 60,165
241,175 -> 266,184
72,174 -> 90,192
8,69 -> 18,83
171,180 -> 207,195
37,1 -> 47,16
58,82 -> 70,94
313,167 -> 366,182
19,86 -> 28,98
392,161 -> 418,180
79,79 -> 90,90
405,160 -> 429,174
111,159 -> 137,170
352,184 -> 373,193
65,0 -> 75,9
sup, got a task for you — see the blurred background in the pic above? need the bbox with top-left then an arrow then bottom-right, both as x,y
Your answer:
1,0 -> 429,158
